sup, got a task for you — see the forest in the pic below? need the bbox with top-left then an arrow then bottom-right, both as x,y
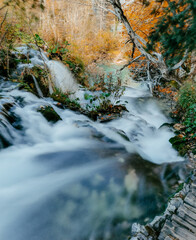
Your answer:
0,0 -> 195,240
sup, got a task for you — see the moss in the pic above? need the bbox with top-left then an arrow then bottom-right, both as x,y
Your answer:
169,136 -> 188,156
30,66 -> 50,96
51,90 -> 81,112
18,66 -> 50,97
37,106 -> 62,123
168,182 -> 184,201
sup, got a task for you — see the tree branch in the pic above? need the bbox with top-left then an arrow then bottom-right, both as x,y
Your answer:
95,0 -> 118,17
171,49 -> 188,70
0,10 -> 8,30
119,54 -> 144,71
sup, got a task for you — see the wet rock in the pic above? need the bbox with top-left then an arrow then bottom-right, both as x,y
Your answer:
0,133 -> 11,149
98,112 -> 122,122
38,105 -> 62,123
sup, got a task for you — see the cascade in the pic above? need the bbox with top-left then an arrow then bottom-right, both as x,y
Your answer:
0,48 -> 187,240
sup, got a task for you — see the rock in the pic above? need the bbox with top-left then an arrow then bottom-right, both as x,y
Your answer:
37,105 -> 62,123
164,237 -> 173,240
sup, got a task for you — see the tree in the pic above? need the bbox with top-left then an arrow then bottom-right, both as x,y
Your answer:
147,0 -> 196,67
95,0 -> 195,86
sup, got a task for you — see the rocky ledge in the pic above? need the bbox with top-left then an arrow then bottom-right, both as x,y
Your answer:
130,166 -> 196,240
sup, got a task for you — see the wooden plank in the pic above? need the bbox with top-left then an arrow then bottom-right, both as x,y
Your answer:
191,186 -> 196,197
178,204 -> 196,222
170,220 -> 196,240
159,221 -> 183,240
184,192 -> 196,208
184,202 -> 196,215
158,182 -> 196,240
172,214 -> 196,234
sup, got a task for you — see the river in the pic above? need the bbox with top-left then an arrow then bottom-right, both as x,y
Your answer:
0,48 -> 188,240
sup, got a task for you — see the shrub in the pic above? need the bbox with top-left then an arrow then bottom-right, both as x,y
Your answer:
183,104 -> 196,138
178,81 -> 196,109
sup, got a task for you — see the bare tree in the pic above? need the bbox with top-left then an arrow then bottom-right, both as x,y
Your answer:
95,0 -> 188,86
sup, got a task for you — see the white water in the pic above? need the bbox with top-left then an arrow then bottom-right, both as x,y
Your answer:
0,49 -> 185,240
15,45 -> 78,93
32,75 -> 44,97
47,60 -> 78,93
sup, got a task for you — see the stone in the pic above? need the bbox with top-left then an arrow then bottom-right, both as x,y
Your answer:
37,105 -> 62,123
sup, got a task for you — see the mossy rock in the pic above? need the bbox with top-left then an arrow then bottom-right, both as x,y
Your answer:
169,136 -> 188,156
51,92 -> 81,112
38,106 -> 62,123
31,66 -> 50,96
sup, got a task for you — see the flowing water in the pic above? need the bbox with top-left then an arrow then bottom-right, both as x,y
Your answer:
0,48 -> 188,240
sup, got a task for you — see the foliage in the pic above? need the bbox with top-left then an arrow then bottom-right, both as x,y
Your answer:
83,73 -> 127,120
2,0 -> 45,10
178,81 -> 196,109
18,66 -> 50,97
122,0 -> 166,58
169,81 -> 196,155
147,0 -> 196,66
68,30 -> 121,65
183,104 -> 196,137
47,42 -> 69,56
50,73 -> 128,122
35,0 -> 122,65
51,89 -> 81,112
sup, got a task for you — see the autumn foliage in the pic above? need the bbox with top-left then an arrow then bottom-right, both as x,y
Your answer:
122,0 -> 168,58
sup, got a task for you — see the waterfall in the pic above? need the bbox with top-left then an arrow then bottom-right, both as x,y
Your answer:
15,46 -> 78,94
31,75 -> 44,98
47,60 -> 78,93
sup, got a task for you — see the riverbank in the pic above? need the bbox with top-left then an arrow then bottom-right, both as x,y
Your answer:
130,168 -> 196,240
129,80 -> 196,240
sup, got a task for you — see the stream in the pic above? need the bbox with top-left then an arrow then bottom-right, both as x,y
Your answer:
0,48 -> 189,240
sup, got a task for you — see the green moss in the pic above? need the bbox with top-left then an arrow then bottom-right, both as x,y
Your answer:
178,81 -> 196,109
169,136 -> 188,156
38,106 -> 62,123
51,90 -> 81,111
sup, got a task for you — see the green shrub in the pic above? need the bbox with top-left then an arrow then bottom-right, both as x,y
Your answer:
178,81 -> 196,109
51,89 -> 81,111
183,104 -> 196,138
